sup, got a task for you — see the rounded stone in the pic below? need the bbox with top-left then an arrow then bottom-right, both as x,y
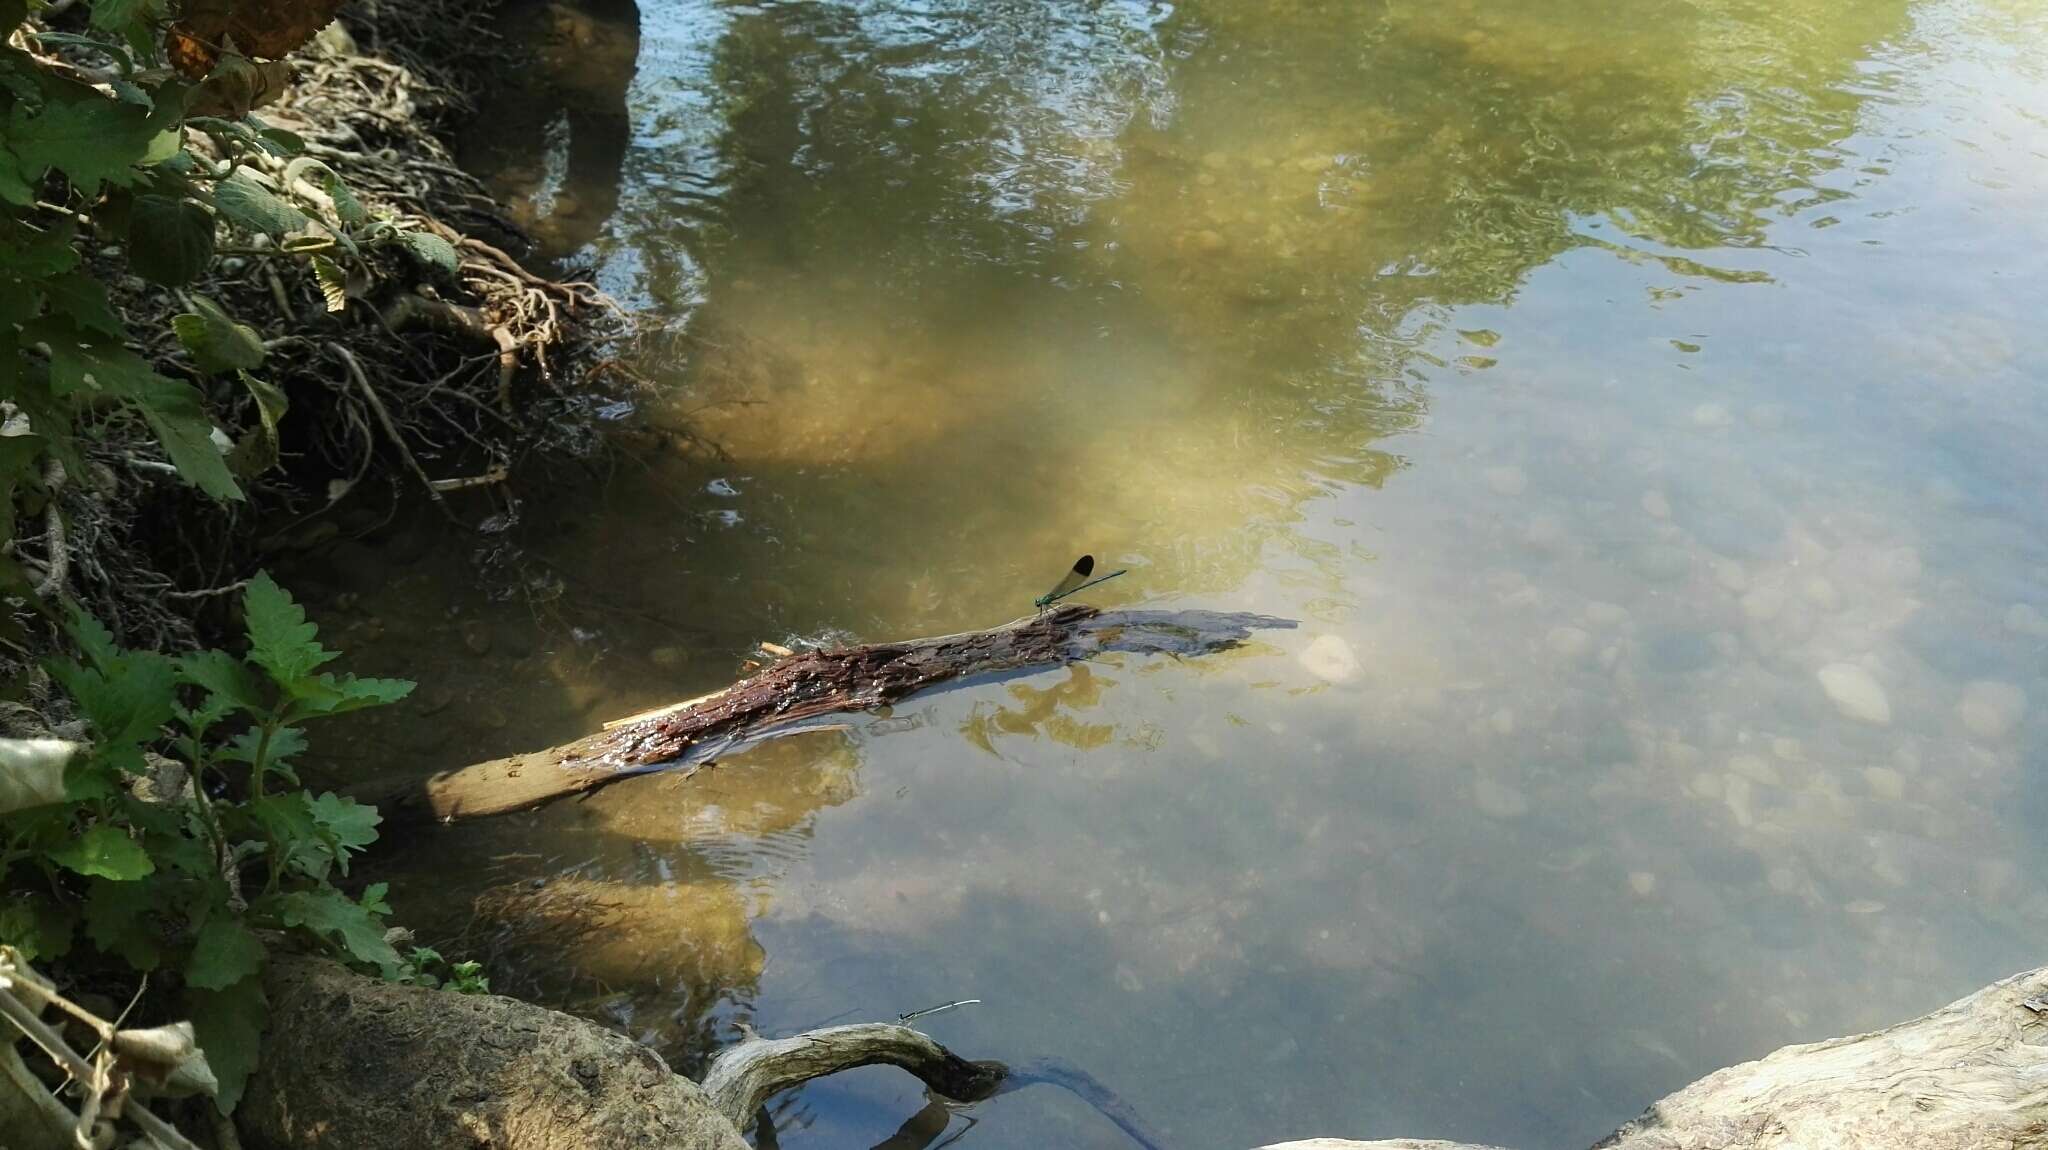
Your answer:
1957,680 -> 2026,740
1818,663 -> 1891,725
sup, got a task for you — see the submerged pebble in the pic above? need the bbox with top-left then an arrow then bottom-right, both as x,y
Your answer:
1473,776 -> 1529,819
1299,634 -> 1361,683
1957,680 -> 2026,739
1863,766 -> 1906,801
1818,663 -> 1891,725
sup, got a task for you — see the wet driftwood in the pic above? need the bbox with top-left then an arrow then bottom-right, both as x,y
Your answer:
358,606 -> 1295,822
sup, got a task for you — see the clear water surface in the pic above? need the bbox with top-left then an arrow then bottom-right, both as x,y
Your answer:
303,1 -> 2048,1146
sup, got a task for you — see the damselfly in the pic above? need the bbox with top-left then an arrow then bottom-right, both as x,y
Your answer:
1035,554 -> 1127,612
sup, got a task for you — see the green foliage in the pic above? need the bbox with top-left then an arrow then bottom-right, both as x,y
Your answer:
402,945 -> 491,995
0,0 -> 465,578
0,573 -> 420,1114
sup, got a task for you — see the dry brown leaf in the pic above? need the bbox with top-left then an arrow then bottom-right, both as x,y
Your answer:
167,0 -> 348,80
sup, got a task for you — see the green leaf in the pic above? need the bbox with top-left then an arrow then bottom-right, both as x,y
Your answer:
128,194 -> 216,285
282,672 -> 414,719
226,370 -> 287,479
0,217 -> 80,279
259,887 -> 399,972
90,0 -> 164,34
40,272 -> 125,337
46,612 -> 177,759
177,648 -> 265,714
189,979 -> 267,1115
308,791 -> 378,875
187,917 -> 265,990
51,823 -> 156,880
221,724 -> 306,769
83,876 -> 162,970
172,295 -> 264,375
308,254 -> 347,312
6,90 -> 157,195
66,600 -> 121,673
0,147 -> 32,205
397,230 -> 458,276
254,125 -> 305,156
211,169 -> 309,237
241,571 -> 337,686
0,893 -> 77,962
34,320 -> 244,500
0,432 -> 45,545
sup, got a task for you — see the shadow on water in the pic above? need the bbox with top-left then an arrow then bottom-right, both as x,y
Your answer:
276,0 -> 2048,1147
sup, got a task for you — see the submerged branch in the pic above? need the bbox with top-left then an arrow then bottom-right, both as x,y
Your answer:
356,606 -> 1296,822
702,1023 -> 1007,1133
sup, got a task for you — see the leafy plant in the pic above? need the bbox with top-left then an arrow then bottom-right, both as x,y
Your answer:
402,944 -> 490,995
0,571 -> 415,1112
1,0 -> 459,594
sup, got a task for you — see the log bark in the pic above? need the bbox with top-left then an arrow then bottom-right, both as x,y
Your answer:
357,606 -> 1295,822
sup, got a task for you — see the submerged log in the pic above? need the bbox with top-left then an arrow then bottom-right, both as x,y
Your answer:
360,606 -> 1295,822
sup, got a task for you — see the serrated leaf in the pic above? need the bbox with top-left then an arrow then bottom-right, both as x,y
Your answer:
33,318 -> 243,499
187,917 -> 265,990
188,979 -> 266,1115
172,295 -> 265,375
40,272 -> 125,337
83,875 -> 162,970
259,887 -> 399,971
176,648 -> 265,714
226,370 -> 287,479
128,194 -> 216,286
308,253 -> 346,312
51,823 -> 156,880
47,646 -> 176,755
241,571 -> 336,685
212,169 -> 309,237
221,723 -> 306,768
66,601 -> 121,673
397,230 -> 458,275
6,90 -> 157,195
283,672 -> 414,719
308,791 -> 378,875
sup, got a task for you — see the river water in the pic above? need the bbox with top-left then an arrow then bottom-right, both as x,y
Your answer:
304,1 -> 2048,1146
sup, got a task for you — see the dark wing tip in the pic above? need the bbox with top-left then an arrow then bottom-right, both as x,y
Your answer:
1074,554 -> 1095,576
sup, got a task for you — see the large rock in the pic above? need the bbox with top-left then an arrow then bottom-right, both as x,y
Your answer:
240,955 -> 748,1150
1254,965 -> 2048,1150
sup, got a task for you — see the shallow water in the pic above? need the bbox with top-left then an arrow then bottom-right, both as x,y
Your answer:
307,1 -> 2048,1146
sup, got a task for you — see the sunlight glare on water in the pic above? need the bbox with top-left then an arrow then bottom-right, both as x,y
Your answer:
313,0 -> 2048,1146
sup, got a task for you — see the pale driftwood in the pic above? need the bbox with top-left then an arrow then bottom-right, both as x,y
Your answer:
700,1022 -> 1006,1131
700,1021 -> 1171,1149
1253,963 -> 2048,1150
358,606 -> 1294,822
